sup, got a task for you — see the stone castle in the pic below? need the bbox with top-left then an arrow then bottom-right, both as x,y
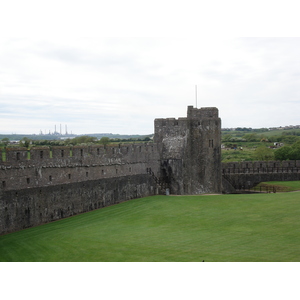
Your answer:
0,106 -> 222,235
2,106 -> 300,235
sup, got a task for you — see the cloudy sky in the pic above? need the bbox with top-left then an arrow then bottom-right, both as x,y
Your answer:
1,3 -> 300,135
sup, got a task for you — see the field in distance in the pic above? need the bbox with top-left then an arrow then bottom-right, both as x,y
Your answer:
1,192 -> 300,262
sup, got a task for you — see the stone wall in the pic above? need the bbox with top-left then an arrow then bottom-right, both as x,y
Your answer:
0,174 -> 156,235
0,106 -> 223,234
1,143 -> 160,191
222,160 -> 300,192
0,143 -> 161,234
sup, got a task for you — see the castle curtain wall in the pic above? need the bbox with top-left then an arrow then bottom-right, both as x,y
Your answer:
1,106 -> 223,234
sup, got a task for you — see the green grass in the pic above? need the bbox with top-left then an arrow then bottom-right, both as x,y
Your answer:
1,193 -> 300,262
222,148 -> 256,162
254,181 -> 300,192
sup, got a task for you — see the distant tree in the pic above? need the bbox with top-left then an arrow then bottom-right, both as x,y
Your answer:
19,137 -> 31,148
1,138 -> 9,147
71,136 -> 97,145
274,146 -> 292,161
253,128 -> 269,133
289,141 -> 300,160
236,127 -> 252,132
254,146 -> 275,161
281,135 -> 300,144
282,131 -> 300,136
99,137 -> 110,146
243,133 -> 259,142
222,134 -> 233,142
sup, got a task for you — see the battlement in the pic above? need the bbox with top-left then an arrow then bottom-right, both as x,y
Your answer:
1,143 -> 157,165
5,147 -> 28,162
222,160 -> 300,173
154,107 -> 219,129
187,106 -> 219,119
0,142 -> 160,192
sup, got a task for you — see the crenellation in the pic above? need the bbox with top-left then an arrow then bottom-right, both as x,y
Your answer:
52,146 -> 72,159
30,147 -> 51,162
0,141 -> 161,193
222,160 -> 300,174
5,147 -> 28,163
71,145 -> 88,159
88,144 -> 105,157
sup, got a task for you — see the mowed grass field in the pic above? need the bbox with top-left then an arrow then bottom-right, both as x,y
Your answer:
1,192 -> 300,262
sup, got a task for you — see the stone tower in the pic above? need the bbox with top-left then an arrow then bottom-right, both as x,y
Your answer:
154,106 -> 222,194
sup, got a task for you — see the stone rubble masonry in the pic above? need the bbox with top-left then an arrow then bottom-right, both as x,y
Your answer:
0,106 -> 222,234
154,106 -> 222,194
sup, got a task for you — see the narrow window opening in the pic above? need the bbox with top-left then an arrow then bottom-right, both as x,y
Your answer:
102,170 -> 104,175
40,151 -> 43,159
68,174 -> 71,179
86,172 -> 88,177
97,148 -> 100,155
16,152 -> 20,160
27,178 -> 30,184
61,150 -> 64,157
2,181 -> 6,188
80,149 -> 83,157
49,175 -> 52,181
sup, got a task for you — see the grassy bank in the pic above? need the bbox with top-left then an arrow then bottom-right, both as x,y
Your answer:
254,181 -> 300,192
1,192 -> 300,262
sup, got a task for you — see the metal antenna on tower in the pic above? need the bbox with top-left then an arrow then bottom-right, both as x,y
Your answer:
195,85 -> 198,108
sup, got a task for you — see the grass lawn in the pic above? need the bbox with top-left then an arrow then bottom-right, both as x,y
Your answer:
1,192 -> 300,262
254,181 -> 300,192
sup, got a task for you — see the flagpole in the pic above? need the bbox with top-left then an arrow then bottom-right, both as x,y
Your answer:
195,85 -> 197,108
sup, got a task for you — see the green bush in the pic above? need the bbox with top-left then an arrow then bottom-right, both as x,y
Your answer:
274,140 -> 300,160
254,146 -> 275,161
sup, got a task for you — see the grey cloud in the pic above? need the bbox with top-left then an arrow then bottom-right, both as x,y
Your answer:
1,38 -> 300,134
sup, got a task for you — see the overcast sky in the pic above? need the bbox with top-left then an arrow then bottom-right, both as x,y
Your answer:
1,3 -> 300,135
1,0 -> 299,295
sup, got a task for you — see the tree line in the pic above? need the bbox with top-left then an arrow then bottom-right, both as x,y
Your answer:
1,136 -> 152,148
